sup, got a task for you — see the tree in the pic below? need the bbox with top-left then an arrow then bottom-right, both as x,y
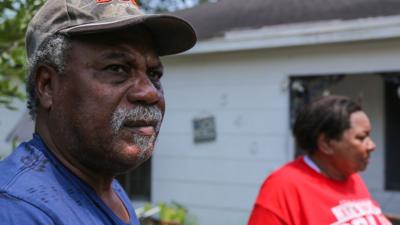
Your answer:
0,0 -> 208,110
0,0 -> 44,110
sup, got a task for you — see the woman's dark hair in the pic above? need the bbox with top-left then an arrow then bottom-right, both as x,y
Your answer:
293,95 -> 362,154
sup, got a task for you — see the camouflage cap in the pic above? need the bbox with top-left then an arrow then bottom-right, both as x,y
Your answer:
26,0 -> 197,58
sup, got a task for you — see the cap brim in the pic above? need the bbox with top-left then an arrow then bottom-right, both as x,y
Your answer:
59,14 -> 196,56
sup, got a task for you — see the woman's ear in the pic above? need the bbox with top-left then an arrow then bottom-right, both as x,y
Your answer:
317,133 -> 335,155
35,65 -> 58,111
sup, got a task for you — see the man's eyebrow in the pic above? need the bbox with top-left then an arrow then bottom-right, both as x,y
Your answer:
151,61 -> 164,70
98,50 -> 163,68
99,51 -> 133,60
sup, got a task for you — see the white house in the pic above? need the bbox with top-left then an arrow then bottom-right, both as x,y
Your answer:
154,0 -> 400,224
3,0 -> 400,225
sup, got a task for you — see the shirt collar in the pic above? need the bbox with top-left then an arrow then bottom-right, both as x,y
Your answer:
303,155 -> 322,174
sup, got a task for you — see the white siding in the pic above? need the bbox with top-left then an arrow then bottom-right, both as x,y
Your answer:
0,100 -> 26,158
155,38 -> 400,225
154,49 -> 292,225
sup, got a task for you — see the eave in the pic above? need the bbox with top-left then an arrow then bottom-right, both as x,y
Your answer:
180,15 -> 400,55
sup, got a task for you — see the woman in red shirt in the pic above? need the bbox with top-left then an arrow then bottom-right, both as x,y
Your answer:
248,95 -> 392,225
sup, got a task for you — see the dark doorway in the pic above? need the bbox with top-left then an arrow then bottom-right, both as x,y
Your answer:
116,158 -> 151,201
384,76 -> 400,191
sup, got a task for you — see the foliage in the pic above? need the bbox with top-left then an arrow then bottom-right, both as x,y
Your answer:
158,202 -> 198,225
0,0 -> 45,110
139,202 -> 198,225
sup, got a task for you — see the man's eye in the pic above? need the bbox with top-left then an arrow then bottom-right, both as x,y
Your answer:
106,64 -> 128,73
148,71 -> 163,81
148,70 -> 163,81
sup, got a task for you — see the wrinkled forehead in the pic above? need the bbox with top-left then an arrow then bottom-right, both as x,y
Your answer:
67,0 -> 140,19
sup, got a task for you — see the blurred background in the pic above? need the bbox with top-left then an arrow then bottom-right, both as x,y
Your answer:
1,0 -> 400,225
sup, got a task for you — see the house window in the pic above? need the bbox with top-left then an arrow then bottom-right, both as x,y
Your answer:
289,75 -> 344,157
116,158 -> 151,201
384,75 -> 400,191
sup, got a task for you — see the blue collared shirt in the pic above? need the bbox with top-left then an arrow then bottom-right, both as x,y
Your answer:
0,134 -> 140,225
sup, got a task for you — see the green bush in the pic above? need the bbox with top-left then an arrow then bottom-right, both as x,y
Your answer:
138,202 -> 198,225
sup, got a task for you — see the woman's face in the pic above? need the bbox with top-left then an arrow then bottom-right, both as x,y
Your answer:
328,111 -> 376,177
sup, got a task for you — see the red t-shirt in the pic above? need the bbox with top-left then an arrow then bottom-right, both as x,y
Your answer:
247,156 -> 392,225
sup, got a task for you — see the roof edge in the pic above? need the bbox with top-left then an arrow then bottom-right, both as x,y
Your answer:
177,15 -> 400,55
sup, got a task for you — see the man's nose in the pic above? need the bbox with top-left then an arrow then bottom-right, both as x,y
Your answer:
126,75 -> 162,105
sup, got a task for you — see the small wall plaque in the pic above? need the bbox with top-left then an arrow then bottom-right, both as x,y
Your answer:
193,116 -> 216,143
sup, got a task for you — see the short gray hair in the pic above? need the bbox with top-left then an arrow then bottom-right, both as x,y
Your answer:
26,34 -> 70,119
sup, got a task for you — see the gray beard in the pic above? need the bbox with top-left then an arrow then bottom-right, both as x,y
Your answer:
132,134 -> 155,160
111,105 -> 162,156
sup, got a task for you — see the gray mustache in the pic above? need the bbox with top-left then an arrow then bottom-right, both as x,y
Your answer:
111,105 -> 163,135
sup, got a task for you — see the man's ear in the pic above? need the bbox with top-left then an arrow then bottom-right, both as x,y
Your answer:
35,65 -> 58,111
317,133 -> 334,155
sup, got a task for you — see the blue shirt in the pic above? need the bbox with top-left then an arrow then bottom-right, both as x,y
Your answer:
0,134 -> 140,225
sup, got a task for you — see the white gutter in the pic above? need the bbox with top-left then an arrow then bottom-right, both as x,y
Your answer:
181,15 -> 400,55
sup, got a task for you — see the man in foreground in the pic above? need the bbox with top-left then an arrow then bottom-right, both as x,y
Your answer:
0,0 -> 196,224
